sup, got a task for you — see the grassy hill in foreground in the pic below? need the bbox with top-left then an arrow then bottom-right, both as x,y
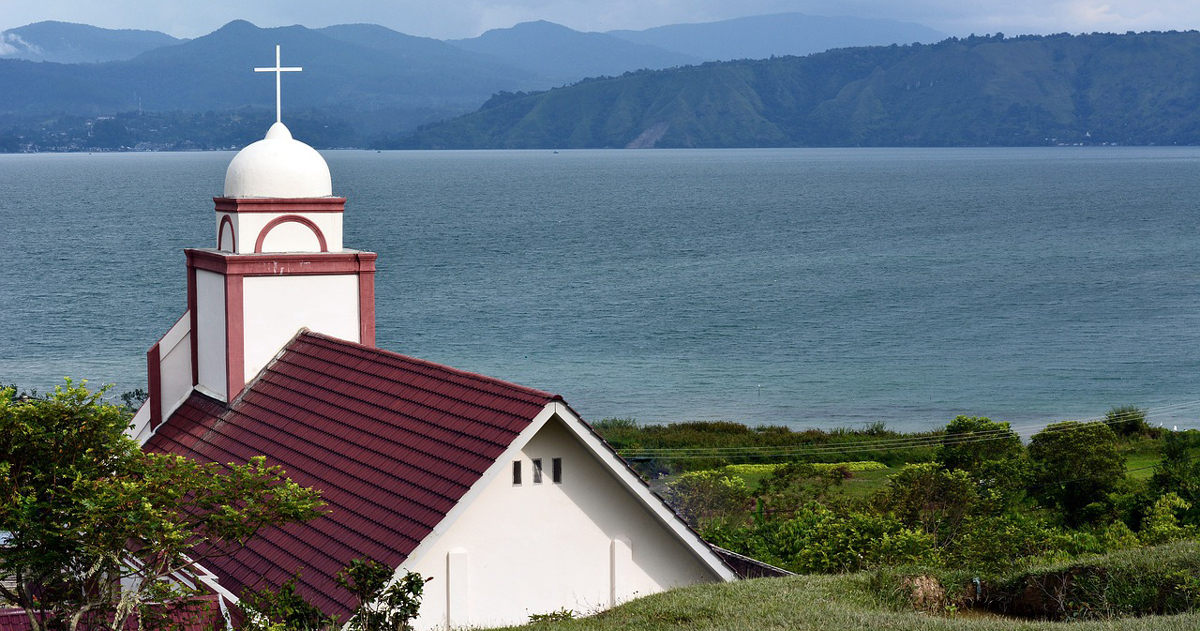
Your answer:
492,545 -> 1200,630
494,574 -> 1200,630
397,31 -> 1200,149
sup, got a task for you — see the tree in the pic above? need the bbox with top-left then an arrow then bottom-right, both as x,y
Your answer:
661,469 -> 751,526
0,381 -> 326,631
754,462 -> 847,518
1138,493 -> 1196,545
238,559 -> 428,631
335,560 -> 427,631
1105,405 -> 1151,437
936,415 -> 1026,503
1151,430 -> 1200,525
937,416 -> 1023,473
1028,421 -> 1126,525
239,575 -> 336,631
880,463 -> 976,549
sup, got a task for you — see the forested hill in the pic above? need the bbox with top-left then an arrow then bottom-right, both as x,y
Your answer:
395,31 -> 1200,149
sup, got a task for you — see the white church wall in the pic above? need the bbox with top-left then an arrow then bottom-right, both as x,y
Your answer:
407,415 -> 720,630
241,275 -> 360,383
257,220 -> 322,253
130,313 -> 194,444
128,401 -> 153,443
195,270 -> 227,401
157,313 -> 194,421
224,212 -> 343,254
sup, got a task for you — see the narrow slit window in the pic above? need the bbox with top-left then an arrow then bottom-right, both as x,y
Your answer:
512,460 -> 522,485
532,458 -> 543,484
552,457 -> 562,484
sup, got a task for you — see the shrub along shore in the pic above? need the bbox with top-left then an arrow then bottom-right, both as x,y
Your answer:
584,409 -> 1200,623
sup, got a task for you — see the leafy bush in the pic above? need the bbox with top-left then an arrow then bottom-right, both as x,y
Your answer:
753,462 -> 851,517
773,503 -> 939,573
946,512 -> 1070,572
1152,430 -> 1200,526
880,464 -> 976,549
239,559 -> 427,631
937,416 -> 1027,505
1028,421 -> 1126,526
336,560 -> 427,631
240,576 -> 335,631
937,416 -> 1022,474
1105,405 -> 1154,438
661,470 -> 752,526
1139,493 -> 1196,546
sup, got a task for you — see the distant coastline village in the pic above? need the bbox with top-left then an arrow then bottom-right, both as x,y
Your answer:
4,41 -> 1200,631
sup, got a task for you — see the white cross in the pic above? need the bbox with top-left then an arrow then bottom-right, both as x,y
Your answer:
255,45 -> 302,124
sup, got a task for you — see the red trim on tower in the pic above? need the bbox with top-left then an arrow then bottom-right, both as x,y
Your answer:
187,265 -> 199,386
225,275 -> 245,401
182,249 -> 377,403
218,215 -> 236,252
213,197 -> 346,213
187,249 -> 375,276
254,215 -> 328,253
358,257 -> 376,347
147,342 -> 162,429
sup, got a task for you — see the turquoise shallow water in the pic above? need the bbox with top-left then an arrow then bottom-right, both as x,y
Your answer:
2,147 -> 1199,433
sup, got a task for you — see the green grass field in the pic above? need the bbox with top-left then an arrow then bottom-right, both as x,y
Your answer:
492,571 -> 1200,631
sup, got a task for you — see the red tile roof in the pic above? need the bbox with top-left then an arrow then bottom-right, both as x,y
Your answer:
144,331 -> 559,619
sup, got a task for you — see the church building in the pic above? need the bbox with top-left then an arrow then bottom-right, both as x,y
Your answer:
127,50 -> 741,629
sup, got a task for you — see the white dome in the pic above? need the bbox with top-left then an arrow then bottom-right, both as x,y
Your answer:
223,122 -> 332,198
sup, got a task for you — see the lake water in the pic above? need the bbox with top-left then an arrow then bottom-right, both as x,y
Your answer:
3,147 -> 1200,435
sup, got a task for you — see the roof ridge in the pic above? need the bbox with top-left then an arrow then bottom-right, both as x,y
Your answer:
298,330 -> 562,402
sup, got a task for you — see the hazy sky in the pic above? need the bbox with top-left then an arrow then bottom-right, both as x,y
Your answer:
1,0 -> 1198,40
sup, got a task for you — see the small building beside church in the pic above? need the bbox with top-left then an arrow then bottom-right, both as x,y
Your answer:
129,115 -> 740,629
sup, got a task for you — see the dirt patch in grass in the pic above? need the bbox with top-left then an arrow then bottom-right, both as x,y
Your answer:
901,575 -> 948,613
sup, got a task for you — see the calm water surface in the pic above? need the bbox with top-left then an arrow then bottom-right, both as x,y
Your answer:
2,147 -> 1199,434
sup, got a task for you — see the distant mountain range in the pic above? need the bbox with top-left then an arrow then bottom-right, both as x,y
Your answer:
0,21 -> 183,63
0,14 -> 951,150
607,13 -> 945,61
448,20 -> 700,84
9,20 -> 1200,150
0,20 -> 546,144
0,14 -> 945,68
398,31 -> 1200,149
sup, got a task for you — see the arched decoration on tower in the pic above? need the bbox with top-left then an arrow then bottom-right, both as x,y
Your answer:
254,214 -> 329,253
218,215 -> 236,252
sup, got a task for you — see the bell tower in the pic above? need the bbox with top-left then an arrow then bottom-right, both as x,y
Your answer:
187,119 -> 376,405
143,46 -> 376,432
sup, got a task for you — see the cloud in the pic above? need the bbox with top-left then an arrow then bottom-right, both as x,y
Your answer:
0,32 -> 40,56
